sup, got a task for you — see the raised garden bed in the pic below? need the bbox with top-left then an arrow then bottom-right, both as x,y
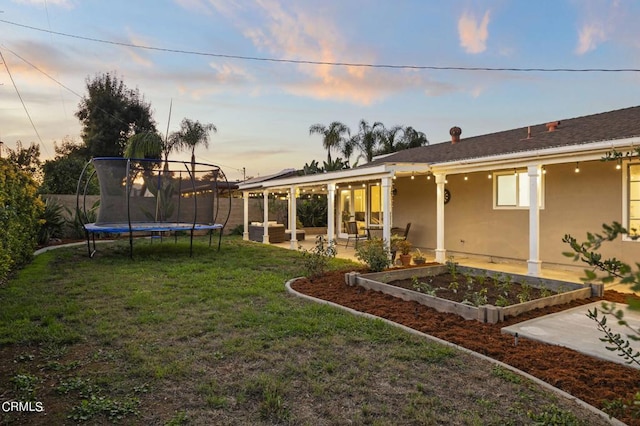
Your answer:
345,264 -> 603,323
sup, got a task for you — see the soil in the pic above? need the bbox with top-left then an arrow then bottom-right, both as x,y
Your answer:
387,271 -> 554,306
292,268 -> 640,425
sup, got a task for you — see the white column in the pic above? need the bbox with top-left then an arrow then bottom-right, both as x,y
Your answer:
527,165 -> 542,276
289,186 -> 297,250
381,176 -> 392,244
262,189 -> 270,244
242,191 -> 249,241
435,173 -> 447,263
327,183 -> 336,244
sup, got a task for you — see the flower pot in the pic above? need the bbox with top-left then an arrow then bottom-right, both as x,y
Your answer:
399,254 -> 412,266
413,258 -> 426,265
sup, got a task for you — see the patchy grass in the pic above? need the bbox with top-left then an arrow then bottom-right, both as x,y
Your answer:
0,236 -> 609,424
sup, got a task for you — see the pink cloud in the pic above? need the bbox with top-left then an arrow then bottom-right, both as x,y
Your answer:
458,10 -> 491,54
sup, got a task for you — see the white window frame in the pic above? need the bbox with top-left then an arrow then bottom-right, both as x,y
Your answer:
622,162 -> 640,241
493,170 -> 545,210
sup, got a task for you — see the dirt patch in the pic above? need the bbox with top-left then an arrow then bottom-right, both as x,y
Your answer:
292,268 -> 640,425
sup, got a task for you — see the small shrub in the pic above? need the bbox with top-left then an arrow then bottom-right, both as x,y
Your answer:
229,224 -> 244,236
299,235 -> 336,278
38,198 -> 66,245
355,237 -> 391,272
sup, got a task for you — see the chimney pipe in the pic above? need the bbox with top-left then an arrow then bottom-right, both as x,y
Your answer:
449,126 -> 462,144
545,121 -> 561,132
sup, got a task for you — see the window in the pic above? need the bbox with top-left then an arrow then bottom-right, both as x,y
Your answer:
494,170 -> 543,209
369,184 -> 383,225
628,164 -> 640,235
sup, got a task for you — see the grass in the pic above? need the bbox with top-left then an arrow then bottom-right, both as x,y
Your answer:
0,236 -> 606,424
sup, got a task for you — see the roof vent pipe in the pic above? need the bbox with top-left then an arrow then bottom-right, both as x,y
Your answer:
450,126 -> 462,144
546,121 -> 561,132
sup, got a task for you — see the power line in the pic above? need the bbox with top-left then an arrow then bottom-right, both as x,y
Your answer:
2,18 -> 640,73
0,48 -> 50,156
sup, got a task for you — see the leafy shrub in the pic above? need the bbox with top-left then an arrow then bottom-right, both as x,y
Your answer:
299,235 -> 336,279
65,201 -> 99,239
355,238 -> 391,272
0,159 -> 43,284
229,224 -> 244,236
38,198 -> 66,245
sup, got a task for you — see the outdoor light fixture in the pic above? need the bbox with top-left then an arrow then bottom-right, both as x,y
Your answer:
616,159 -> 622,170
411,174 -> 415,180
575,162 -> 580,173
427,174 -> 431,180
487,173 -> 492,179
464,175 -> 468,181
542,166 -> 547,174
393,175 -> 397,180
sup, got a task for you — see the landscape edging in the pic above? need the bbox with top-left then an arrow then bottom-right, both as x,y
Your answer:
285,277 -> 624,426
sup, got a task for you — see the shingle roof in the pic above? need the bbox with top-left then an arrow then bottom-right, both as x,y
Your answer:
368,105 -> 640,166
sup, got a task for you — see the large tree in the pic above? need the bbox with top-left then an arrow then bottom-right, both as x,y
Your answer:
5,141 -> 41,178
76,72 -> 157,158
40,137 -> 97,195
170,118 -> 216,173
354,120 -> 385,163
309,121 -> 350,164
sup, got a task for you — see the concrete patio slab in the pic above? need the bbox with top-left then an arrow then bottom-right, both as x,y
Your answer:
502,302 -> 640,369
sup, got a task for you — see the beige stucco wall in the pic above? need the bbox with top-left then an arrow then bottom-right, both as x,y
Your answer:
393,160 -> 640,268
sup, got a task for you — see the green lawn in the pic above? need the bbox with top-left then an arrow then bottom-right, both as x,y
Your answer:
0,237 -> 607,425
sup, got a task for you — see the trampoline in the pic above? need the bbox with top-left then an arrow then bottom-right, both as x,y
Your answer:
77,157 -> 232,257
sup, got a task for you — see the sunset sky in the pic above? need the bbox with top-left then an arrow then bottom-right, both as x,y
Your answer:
2,0 -> 640,181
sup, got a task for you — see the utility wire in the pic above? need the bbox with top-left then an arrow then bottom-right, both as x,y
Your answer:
0,48 -> 49,156
2,18 -> 640,73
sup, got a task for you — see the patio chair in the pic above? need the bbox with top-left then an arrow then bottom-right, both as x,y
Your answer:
391,222 -> 411,240
345,221 -> 366,248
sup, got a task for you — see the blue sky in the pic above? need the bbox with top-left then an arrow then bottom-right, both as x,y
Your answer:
2,0 -> 640,181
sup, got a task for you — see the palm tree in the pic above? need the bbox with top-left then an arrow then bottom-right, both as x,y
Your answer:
378,125 -> 404,155
124,132 -> 163,159
355,119 -> 385,163
309,121 -> 349,164
338,131 -> 357,167
402,126 -> 428,149
171,118 -> 217,174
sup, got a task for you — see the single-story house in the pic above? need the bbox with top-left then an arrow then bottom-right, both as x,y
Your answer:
238,105 -> 640,276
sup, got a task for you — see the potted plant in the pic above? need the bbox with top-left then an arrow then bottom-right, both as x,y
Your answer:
389,235 -> 405,261
396,239 -> 413,266
413,249 -> 426,265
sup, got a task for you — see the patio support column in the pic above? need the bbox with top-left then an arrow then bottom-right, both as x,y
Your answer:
327,183 -> 336,245
381,176 -> 392,245
527,165 -> 542,276
262,189 -> 270,244
242,191 -> 249,241
289,186 -> 297,250
435,173 -> 447,263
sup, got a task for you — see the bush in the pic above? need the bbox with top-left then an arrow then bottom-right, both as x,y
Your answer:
229,224 -> 244,236
299,235 -> 336,279
0,159 -> 44,284
355,238 -> 391,272
38,198 -> 66,245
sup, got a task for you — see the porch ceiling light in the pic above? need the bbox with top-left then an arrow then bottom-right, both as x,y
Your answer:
464,175 -> 468,181
411,174 -> 415,180
616,159 -> 622,170
487,173 -> 492,179
575,162 -> 580,173
542,166 -> 547,174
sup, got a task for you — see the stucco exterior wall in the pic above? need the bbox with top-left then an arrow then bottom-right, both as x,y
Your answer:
392,160 -> 640,268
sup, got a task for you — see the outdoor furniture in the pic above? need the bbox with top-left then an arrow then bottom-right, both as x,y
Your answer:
392,222 -> 411,240
285,229 -> 306,241
248,223 -> 286,243
345,221 -> 367,248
